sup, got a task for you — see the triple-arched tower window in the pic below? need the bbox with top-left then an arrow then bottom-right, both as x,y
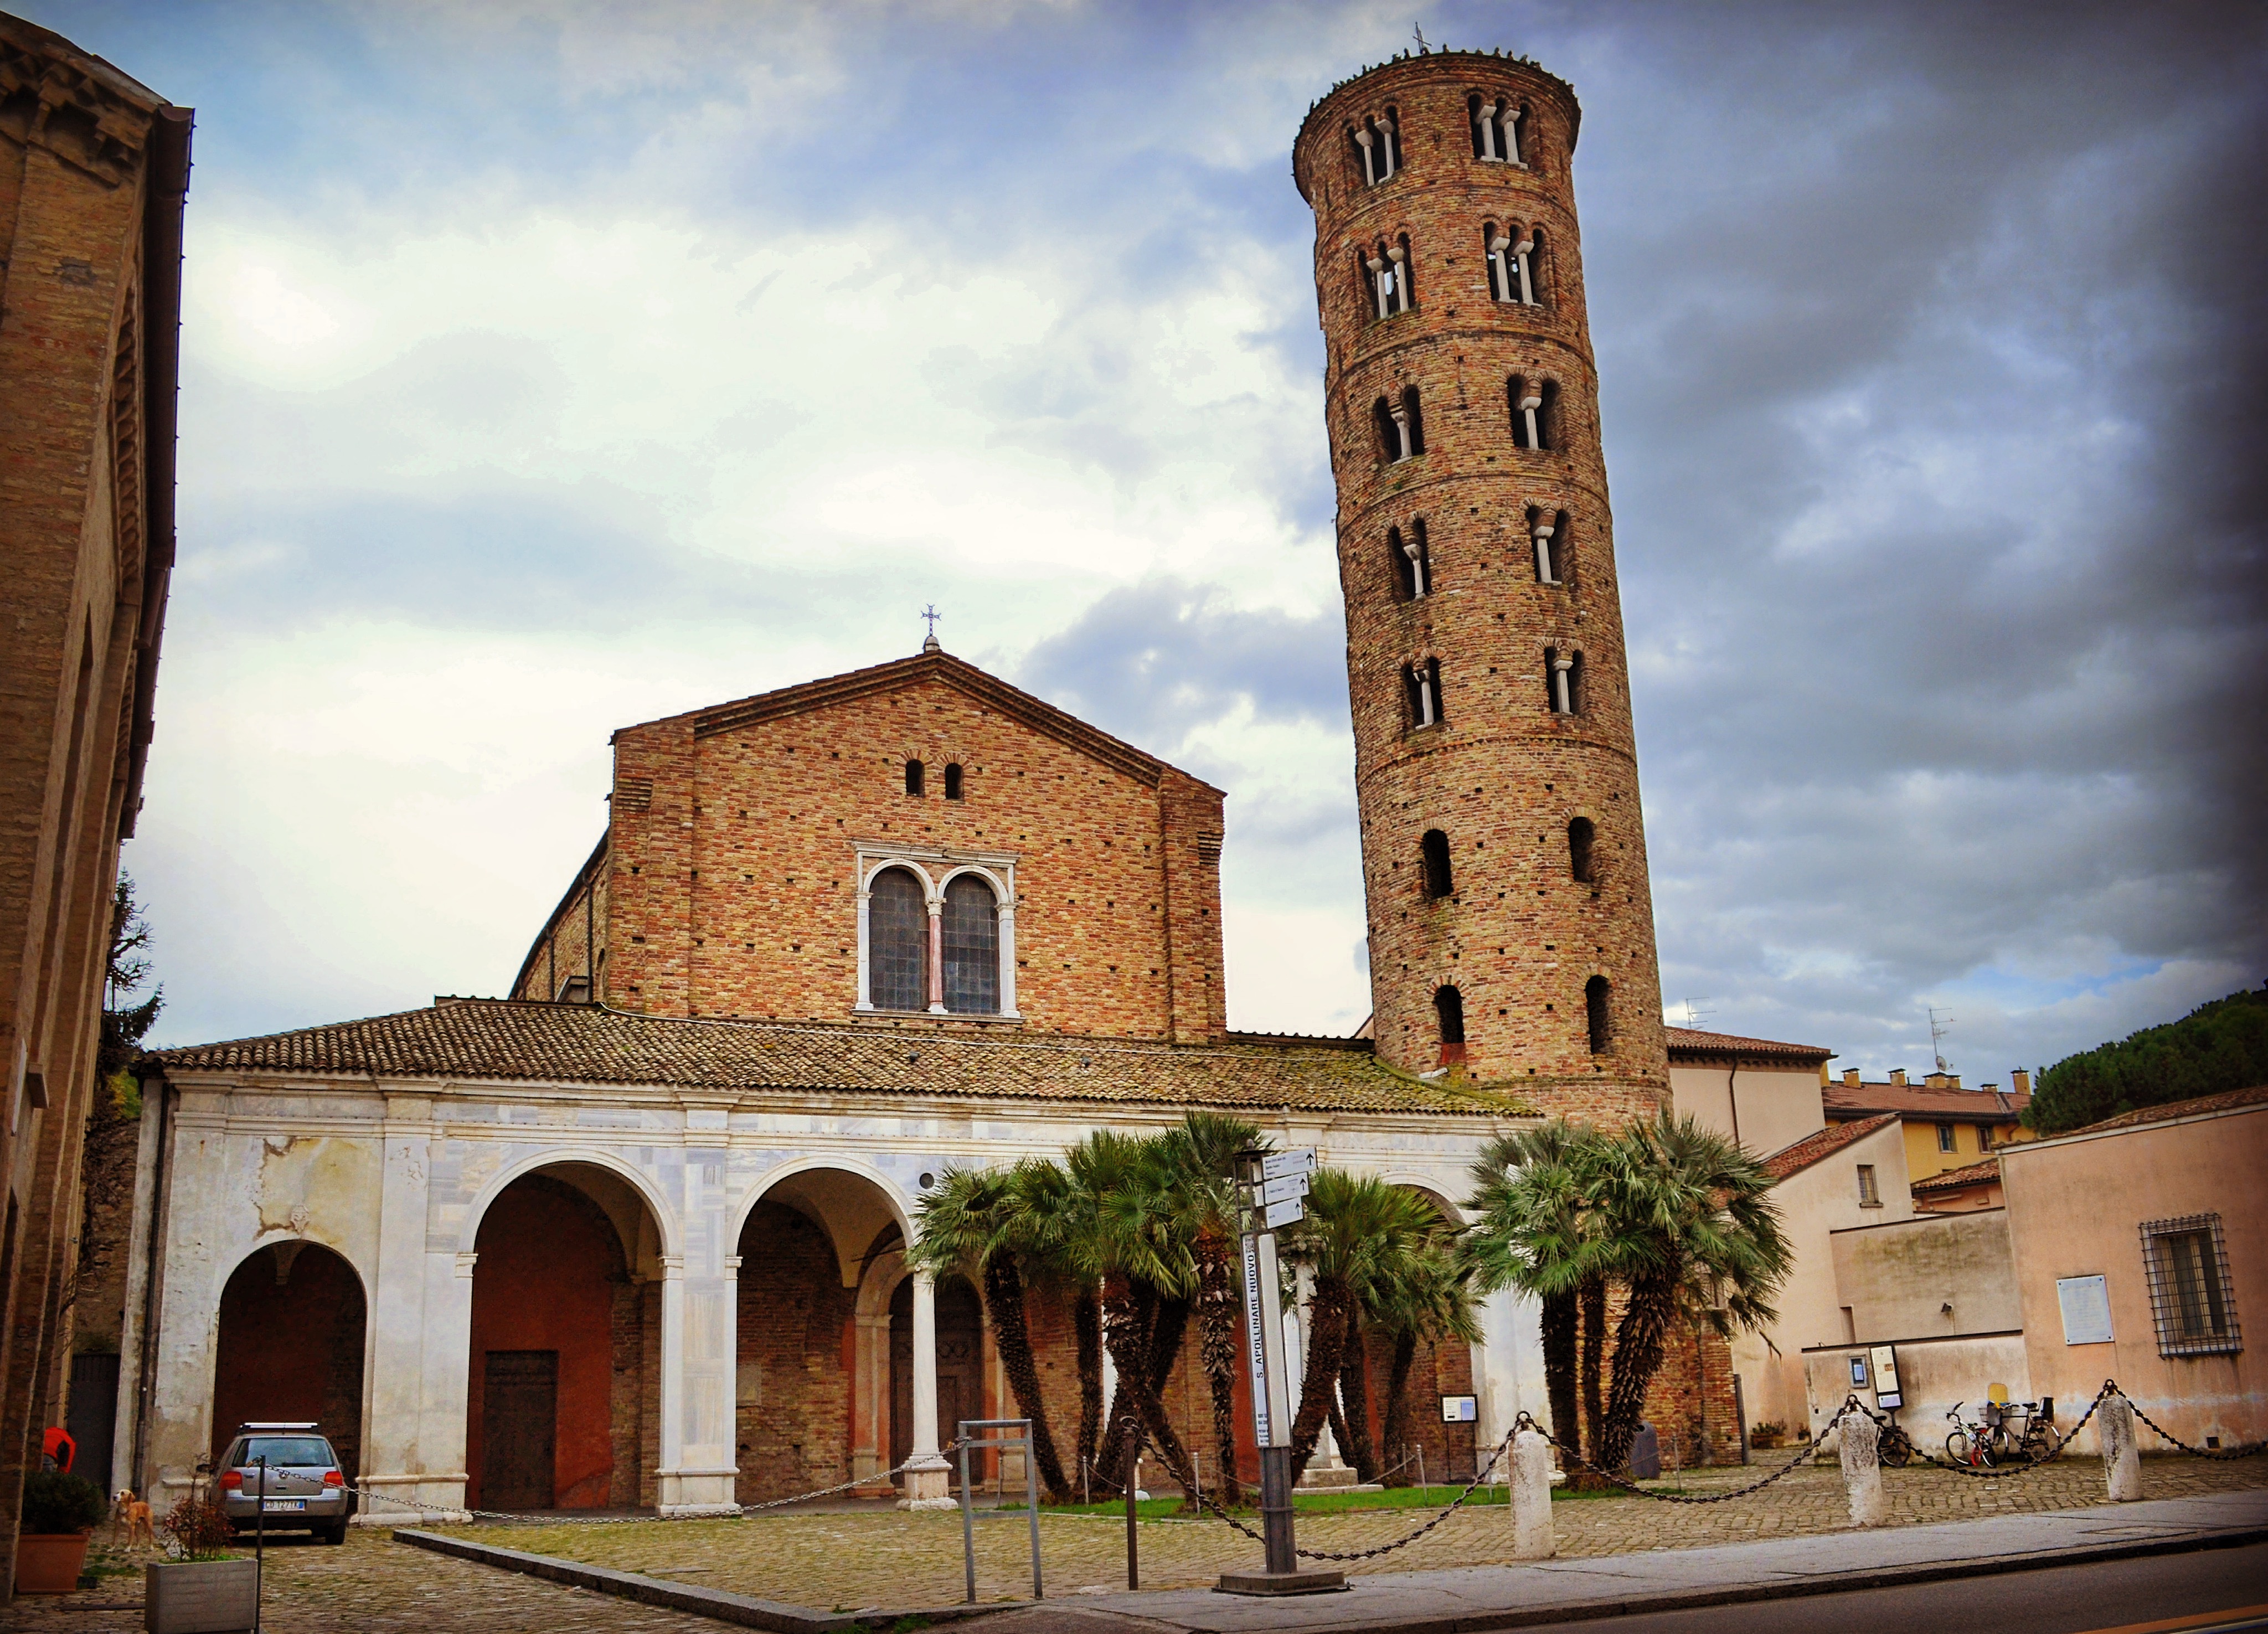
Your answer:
1351,110 -> 1401,185
1484,222 -> 1545,306
1468,96 -> 1527,166
1363,235 -> 1414,319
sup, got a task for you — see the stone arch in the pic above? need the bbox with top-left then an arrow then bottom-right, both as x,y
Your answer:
456,1145 -> 680,1261
210,1240 -> 369,1493
465,1162 -> 667,1511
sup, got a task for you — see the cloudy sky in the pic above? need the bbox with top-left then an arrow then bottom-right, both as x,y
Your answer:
39,0 -> 2264,1081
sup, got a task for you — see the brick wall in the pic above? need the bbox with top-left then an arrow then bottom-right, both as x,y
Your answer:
1293,52 -> 1667,1116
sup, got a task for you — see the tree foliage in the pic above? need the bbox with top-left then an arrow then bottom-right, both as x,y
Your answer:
2026,984 -> 2268,1135
100,871 -> 163,1085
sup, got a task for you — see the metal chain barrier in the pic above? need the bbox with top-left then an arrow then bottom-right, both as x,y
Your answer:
347,1440 -> 971,1527
1186,1427 -> 1518,1562
1533,1404 -> 1856,1504
2114,1385 -> 2268,1461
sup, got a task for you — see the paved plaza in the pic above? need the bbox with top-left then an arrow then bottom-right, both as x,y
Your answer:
9,1455 -> 2262,1631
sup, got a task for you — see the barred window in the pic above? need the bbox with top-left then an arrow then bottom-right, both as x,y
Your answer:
2141,1214 -> 2240,1357
941,874 -> 1000,1015
868,867 -> 927,1011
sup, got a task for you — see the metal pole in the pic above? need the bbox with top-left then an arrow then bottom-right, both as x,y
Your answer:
1258,1444 -> 1295,1575
1124,1440 -> 1141,1590
959,1426 -> 976,1605
253,1456 -> 266,1634
1023,1427 -> 1042,1602
1417,1444 -> 1426,1497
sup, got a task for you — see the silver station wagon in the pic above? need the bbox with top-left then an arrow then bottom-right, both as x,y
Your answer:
216,1422 -> 351,1543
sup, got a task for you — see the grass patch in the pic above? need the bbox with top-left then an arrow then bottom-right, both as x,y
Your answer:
1031,1481 -> 1657,1520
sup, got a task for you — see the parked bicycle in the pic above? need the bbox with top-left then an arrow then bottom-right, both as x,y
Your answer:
1946,1398 -> 2053,1467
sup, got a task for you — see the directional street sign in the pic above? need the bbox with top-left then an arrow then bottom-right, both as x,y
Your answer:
1260,1172 -> 1310,1206
1264,1197 -> 1305,1230
1261,1148 -> 1317,1181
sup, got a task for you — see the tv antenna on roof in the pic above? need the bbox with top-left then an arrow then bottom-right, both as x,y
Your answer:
1681,997 -> 1714,1029
1927,1005 -> 1955,1074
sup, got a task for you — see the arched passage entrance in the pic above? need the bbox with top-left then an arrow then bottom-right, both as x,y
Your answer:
466,1165 -> 663,1511
212,1242 -> 367,1488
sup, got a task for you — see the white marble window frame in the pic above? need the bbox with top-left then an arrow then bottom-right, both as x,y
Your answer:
851,843 -> 1021,1020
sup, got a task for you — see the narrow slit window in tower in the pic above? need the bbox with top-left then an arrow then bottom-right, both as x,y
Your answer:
1568,816 -> 1595,883
1529,507 -> 1563,584
1401,386 -> 1426,456
1585,976 -> 1613,1054
905,759 -> 925,796
1421,829 -> 1453,898
943,762 -> 963,800
1435,984 -> 1466,1047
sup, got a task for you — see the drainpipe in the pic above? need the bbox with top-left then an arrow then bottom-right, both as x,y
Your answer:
131,1075 -> 175,1494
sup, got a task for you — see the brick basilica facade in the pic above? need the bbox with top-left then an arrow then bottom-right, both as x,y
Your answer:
123,49 -> 1742,1524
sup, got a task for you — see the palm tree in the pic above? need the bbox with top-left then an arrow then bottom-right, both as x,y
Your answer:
1463,1122 -> 1612,1472
1064,1130 -> 1200,1494
1591,1111 -> 1791,1473
1280,1171 -> 1442,1484
1333,1185 -> 1453,1483
1371,1235 -> 1481,1485
1156,1111 -> 1265,1507
910,1165 -> 1073,1501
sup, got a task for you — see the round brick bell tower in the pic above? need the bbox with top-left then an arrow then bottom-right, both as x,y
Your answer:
1295,50 -> 1668,1117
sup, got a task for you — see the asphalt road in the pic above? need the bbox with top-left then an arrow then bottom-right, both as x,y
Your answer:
1560,1541 -> 2268,1634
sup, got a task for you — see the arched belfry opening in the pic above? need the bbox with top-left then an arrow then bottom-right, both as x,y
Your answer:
212,1242 -> 366,1491
466,1164 -> 663,1511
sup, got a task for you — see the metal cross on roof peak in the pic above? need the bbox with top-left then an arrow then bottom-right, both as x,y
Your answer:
921,604 -> 942,652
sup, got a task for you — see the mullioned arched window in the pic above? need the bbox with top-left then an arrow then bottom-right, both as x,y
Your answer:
940,874 -> 999,1014
868,867 -> 927,1011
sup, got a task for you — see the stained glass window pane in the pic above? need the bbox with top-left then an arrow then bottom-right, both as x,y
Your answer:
941,875 -> 999,1015
869,868 -> 926,1011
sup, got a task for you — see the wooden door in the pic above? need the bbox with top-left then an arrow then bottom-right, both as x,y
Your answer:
482,1350 -> 558,1509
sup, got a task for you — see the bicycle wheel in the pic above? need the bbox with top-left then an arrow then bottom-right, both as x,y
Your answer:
1946,1430 -> 1971,1465
1880,1427 -> 1913,1468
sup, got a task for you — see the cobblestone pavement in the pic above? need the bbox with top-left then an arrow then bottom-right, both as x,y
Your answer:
432,1453 -> 2268,1610
8,1457 -> 2259,1628
3,1529 -> 725,1633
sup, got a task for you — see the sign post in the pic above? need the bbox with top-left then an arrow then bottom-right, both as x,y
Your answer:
1216,1148 -> 1346,1597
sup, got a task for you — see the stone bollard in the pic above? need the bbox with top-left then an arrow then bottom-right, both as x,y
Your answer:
1838,1406 -> 1886,1528
1510,1428 -> 1555,1560
2101,1394 -> 2143,1501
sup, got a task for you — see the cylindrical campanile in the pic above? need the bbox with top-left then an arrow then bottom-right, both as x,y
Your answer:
1295,51 -> 1667,1119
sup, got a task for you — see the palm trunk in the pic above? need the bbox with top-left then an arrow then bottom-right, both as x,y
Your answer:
1074,1285 -> 1104,1492
1288,1275 -> 1350,1483
1381,1328 -> 1419,1486
1578,1272 -> 1609,1487
1539,1285 -> 1578,1473
1195,1233 -> 1244,1505
981,1256 -> 1071,1502
1600,1266 -> 1678,1473
1101,1272 -> 1196,1492
1337,1317 -> 1379,1482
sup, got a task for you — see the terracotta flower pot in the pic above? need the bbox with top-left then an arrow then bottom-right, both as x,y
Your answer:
13,1530 -> 92,1594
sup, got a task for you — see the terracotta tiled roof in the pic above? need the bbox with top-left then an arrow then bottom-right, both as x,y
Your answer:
1912,1155 -> 2002,1193
2056,1084 -> 2268,1139
1824,1082 -> 2029,1122
1666,1026 -> 1833,1064
1762,1114 -> 1897,1181
150,999 -> 1534,1117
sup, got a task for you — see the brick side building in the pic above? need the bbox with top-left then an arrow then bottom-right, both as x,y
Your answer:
1293,50 -> 1667,1121
0,14 -> 187,1598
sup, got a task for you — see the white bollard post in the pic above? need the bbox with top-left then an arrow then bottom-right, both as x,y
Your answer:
2101,1395 -> 2143,1501
1839,1406 -> 1886,1528
1511,1427 -> 1555,1559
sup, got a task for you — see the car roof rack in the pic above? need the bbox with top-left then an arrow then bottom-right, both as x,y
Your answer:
239,1422 -> 320,1431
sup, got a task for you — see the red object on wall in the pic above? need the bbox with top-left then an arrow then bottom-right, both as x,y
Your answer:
466,1178 -> 628,1509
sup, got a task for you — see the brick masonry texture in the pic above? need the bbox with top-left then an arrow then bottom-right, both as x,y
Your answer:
1295,51 -> 1667,1114
512,652 -> 1233,1046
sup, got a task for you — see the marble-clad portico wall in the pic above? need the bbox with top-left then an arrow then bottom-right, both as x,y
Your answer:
145,1072 -> 1544,1518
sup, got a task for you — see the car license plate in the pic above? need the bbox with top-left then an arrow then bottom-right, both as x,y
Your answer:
262,1500 -> 305,1512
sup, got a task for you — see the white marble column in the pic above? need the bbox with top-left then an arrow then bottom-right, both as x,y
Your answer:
661,1245 -> 740,1516
900,1271 -> 956,1508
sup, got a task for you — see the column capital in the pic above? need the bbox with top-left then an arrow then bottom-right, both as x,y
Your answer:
453,1251 -> 480,1279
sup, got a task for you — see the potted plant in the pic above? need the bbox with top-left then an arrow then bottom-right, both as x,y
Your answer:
146,1491 -> 258,1633
14,1469 -> 107,1592
1749,1421 -> 1783,1450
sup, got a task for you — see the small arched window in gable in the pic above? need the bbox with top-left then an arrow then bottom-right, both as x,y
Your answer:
1434,984 -> 1467,1047
1388,520 -> 1430,600
905,759 -> 925,796
1405,657 -> 1443,729
941,874 -> 999,1015
1528,506 -> 1568,585
944,762 -> 964,800
1352,110 -> 1401,185
868,867 -> 927,1012
1568,816 -> 1596,883
1420,829 -> 1453,899
1585,976 -> 1614,1054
